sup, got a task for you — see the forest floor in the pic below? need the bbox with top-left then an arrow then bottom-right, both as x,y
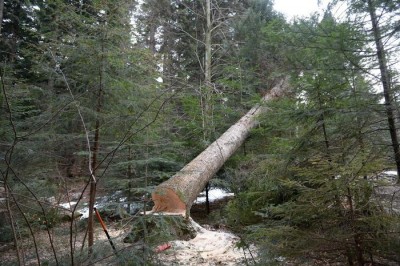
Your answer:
154,218 -> 255,266
2,174 -> 399,265
154,195 -> 256,266
0,187 -> 254,265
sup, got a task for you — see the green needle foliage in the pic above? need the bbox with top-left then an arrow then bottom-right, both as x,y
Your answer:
227,9 -> 400,265
2,0 -> 400,265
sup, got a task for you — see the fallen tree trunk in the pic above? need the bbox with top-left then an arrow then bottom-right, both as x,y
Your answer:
151,79 -> 288,217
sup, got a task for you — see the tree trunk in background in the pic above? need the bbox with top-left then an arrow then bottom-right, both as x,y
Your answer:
87,100 -> 101,253
367,0 -> 400,183
0,0 -> 4,34
151,79 -> 288,217
88,35 -> 105,252
202,0 -> 213,142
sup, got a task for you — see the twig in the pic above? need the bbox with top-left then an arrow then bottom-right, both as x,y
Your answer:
5,183 -> 41,265
96,90 -> 177,181
49,49 -> 96,264
49,50 -> 96,183
1,66 -> 23,265
4,182 -> 23,265
3,165 -> 59,264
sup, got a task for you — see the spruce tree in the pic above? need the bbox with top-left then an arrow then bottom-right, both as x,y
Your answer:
228,11 -> 400,265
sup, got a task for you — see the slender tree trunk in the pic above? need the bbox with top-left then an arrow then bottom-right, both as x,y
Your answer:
205,182 -> 210,214
347,187 -> 365,265
205,0 -> 211,86
87,123 -> 99,252
151,79 -> 288,217
316,88 -> 331,161
87,98 -> 101,253
350,72 -> 368,179
0,0 -> 4,34
128,145 -> 133,178
202,0 -> 213,142
88,35 -> 105,252
148,23 -> 156,54
367,0 -> 400,183
1,69 -> 23,265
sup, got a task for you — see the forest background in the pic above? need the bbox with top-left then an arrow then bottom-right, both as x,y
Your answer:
1,0 -> 400,265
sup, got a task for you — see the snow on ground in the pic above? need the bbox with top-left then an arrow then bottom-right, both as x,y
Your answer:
58,188 -> 234,219
59,201 -> 77,209
58,201 -> 92,219
158,219 -> 255,265
194,188 -> 234,204
383,170 -> 397,176
373,170 -> 400,213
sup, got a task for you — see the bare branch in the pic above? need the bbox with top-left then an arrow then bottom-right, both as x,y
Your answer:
49,50 -> 97,184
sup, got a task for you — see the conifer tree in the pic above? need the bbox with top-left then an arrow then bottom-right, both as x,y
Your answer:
1,0 -> 164,263
228,11 -> 400,264
335,0 -> 400,182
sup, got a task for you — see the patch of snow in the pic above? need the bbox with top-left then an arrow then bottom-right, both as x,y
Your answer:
79,207 -> 90,219
79,203 -> 105,219
59,201 -> 77,209
194,188 -> 234,204
372,170 -> 398,184
58,190 -> 138,219
382,170 -> 397,176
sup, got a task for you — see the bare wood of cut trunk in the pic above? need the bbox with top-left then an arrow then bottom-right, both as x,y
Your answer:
151,79 -> 288,217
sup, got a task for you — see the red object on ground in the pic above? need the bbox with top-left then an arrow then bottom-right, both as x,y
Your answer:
154,243 -> 172,253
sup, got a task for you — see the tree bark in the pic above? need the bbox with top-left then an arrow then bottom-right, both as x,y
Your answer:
0,0 -> 4,34
367,0 -> 400,183
202,0 -> 213,142
88,29 -> 105,252
151,79 -> 288,217
87,95 -> 101,253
